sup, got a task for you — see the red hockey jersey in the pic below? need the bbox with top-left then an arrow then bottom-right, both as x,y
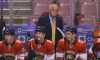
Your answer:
26,38 -> 54,60
89,38 -> 100,59
0,39 -> 24,60
57,39 -> 86,60
26,39 -> 54,54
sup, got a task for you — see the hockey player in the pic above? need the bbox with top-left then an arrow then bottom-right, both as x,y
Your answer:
0,27 -> 25,60
26,26 -> 55,60
56,26 -> 87,60
89,38 -> 100,60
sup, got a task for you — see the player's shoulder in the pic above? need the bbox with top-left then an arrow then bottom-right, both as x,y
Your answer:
26,38 -> 35,45
77,39 -> 85,43
16,39 -> 22,44
58,38 -> 64,43
77,39 -> 86,46
0,41 -> 3,46
0,41 -> 3,44
15,39 -> 23,46
14,40 -> 23,48
57,39 -> 64,46
28,38 -> 35,42
45,40 -> 54,48
94,38 -> 100,44
46,40 -> 53,44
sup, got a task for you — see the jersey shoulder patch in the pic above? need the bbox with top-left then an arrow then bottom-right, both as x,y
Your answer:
16,40 -> 22,43
78,40 -> 84,43
0,41 -> 3,43
59,39 -> 64,43
97,39 -> 100,43
28,38 -> 35,41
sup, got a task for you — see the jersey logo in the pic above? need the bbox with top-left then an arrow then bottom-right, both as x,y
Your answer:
65,50 -> 76,60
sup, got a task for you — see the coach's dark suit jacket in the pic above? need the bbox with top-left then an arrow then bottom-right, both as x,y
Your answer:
0,20 -> 6,41
36,14 -> 63,45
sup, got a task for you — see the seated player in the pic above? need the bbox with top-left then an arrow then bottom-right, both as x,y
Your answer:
0,27 -> 25,60
56,26 -> 87,60
89,38 -> 100,60
26,26 -> 55,60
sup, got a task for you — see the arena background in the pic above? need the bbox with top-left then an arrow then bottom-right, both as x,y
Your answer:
0,0 -> 100,51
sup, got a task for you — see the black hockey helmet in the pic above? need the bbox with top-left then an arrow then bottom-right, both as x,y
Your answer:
65,26 -> 77,34
35,26 -> 46,33
3,27 -> 15,36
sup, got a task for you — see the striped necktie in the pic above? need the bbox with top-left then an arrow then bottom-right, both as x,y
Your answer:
51,18 -> 56,44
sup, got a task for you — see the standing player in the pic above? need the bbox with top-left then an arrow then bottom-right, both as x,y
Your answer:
26,26 -> 55,60
89,38 -> 100,60
0,27 -> 25,60
56,26 -> 87,60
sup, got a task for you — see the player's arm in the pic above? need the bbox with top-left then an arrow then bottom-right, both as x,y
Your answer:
89,46 -> 95,60
15,41 -> 25,60
44,42 -> 55,60
75,42 -> 87,60
23,40 -> 32,60
56,40 -> 64,60
0,42 -> 3,58
25,39 -> 37,60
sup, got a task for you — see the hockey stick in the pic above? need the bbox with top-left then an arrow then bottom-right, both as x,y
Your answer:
57,27 -> 65,37
57,27 -> 66,60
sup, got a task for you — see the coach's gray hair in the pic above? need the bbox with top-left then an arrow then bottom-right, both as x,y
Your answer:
49,3 -> 59,10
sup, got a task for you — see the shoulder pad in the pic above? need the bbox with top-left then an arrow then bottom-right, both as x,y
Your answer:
97,39 -> 100,43
59,39 -> 64,42
16,40 -> 22,43
28,38 -> 35,41
78,40 -> 84,43
0,41 -> 3,43
47,40 -> 52,43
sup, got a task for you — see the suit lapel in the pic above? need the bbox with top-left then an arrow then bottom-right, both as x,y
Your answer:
56,17 -> 58,27
46,15 -> 52,29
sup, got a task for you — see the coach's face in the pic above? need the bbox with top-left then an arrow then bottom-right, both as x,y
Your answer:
50,5 -> 59,18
